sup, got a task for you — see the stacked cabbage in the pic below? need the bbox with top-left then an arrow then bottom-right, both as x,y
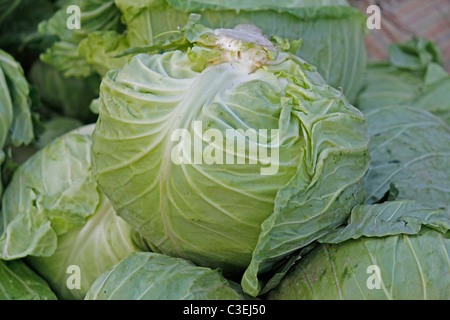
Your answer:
91,21 -> 370,296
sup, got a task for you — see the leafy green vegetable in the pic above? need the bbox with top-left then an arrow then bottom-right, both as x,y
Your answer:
26,193 -> 148,300
364,106 -> 449,213
357,37 -> 450,124
39,0 -> 123,77
91,22 -> 370,297
0,49 -> 35,196
0,125 -> 146,299
85,252 -> 247,300
388,37 -> 443,71
29,61 -> 100,122
319,201 -> 449,243
0,50 -> 34,148
33,116 -> 83,149
267,201 -> 450,300
0,259 -> 57,300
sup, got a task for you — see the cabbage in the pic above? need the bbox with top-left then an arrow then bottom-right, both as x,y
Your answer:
28,61 -> 100,122
91,22 -> 370,296
39,0 -> 123,78
0,49 -> 35,196
267,91 -> 450,300
85,252 -> 247,300
0,259 -> 57,300
356,37 -> 450,125
267,201 -> 450,300
364,106 -> 449,213
0,125 -> 147,299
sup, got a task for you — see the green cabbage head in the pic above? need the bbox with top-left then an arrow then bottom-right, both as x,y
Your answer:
0,125 -> 146,300
91,21 -> 370,296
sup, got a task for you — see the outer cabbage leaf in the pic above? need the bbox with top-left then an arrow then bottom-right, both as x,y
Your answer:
0,125 -> 146,299
85,252 -> 246,300
0,259 -> 57,300
0,49 -> 35,197
41,41 -> 93,78
0,117 -> 83,191
0,125 -> 97,260
39,0 -> 123,78
268,227 -> 450,300
0,64 -> 12,197
364,106 -> 449,213
29,61 -> 99,122
77,31 -> 130,76
27,193 -> 147,300
356,38 -> 450,124
387,37 -> 443,71
0,49 -> 34,147
39,0 -> 121,43
319,201 -> 450,243
92,24 -> 370,296
34,117 -> 83,149
267,201 -> 450,300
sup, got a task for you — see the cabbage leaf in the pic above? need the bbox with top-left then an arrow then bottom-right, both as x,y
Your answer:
85,252 -> 247,300
364,106 -> 449,213
0,259 -> 57,300
267,201 -> 450,300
